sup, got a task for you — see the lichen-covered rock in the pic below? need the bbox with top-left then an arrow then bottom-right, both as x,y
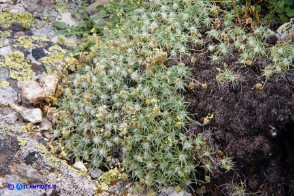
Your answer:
56,12 -> 79,26
18,75 -> 58,104
276,18 -> 294,42
9,102 -> 42,123
0,10 -> 34,29
0,123 -> 97,196
0,51 -> 36,81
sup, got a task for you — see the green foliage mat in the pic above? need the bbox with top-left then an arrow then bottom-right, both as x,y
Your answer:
54,0 -> 292,191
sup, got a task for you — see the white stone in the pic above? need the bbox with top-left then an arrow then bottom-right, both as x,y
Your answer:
18,75 -> 58,104
73,161 -> 87,171
9,102 -> 42,124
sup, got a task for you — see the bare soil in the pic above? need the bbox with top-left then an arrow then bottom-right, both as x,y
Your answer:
182,50 -> 294,195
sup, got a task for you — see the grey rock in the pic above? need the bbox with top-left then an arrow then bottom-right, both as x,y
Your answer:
169,191 -> 185,196
0,68 -> 9,80
38,118 -> 53,140
0,122 -> 97,195
52,35 -> 78,48
86,0 -> 110,13
31,21 -> 56,37
0,87 -> 18,106
10,4 -> 26,12
56,12 -> 79,26
20,0 -> 41,13
38,118 -> 52,132
0,46 -> 12,56
0,107 -> 19,124
9,102 -> 42,124
89,168 -> 103,179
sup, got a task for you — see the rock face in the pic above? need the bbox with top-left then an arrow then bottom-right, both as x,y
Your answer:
0,107 -> 19,124
9,102 -> 42,124
0,87 -> 18,106
0,124 -> 97,196
276,18 -> 294,42
0,68 -> 9,80
56,12 -> 79,26
18,75 -> 58,104
0,46 -> 12,56
86,0 -> 110,13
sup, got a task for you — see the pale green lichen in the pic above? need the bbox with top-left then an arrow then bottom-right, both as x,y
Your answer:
49,45 -> 64,52
96,168 -> 128,192
40,45 -> 79,72
55,0 -> 68,13
35,143 -> 84,175
98,168 -> 128,185
17,137 -> 28,147
32,36 -> 49,42
14,36 -> 34,48
40,45 -> 67,68
0,31 -> 11,39
0,10 -> 34,29
0,80 -> 10,87
0,51 -> 35,81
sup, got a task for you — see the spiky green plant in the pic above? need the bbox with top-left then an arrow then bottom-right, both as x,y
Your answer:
55,0 -> 293,191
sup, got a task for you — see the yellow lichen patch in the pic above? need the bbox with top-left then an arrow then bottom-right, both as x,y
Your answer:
98,168 -> 128,185
46,155 -> 85,175
45,52 -> 65,62
40,45 -> 65,68
14,36 -> 34,48
40,45 -> 80,72
36,143 -> 48,154
64,56 -> 80,71
32,36 -> 49,42
36,143 -> 82,175
46,156 -> 63,169
17,137 -> 28,147
55,0 -> 68,13
0,80 -> 10,87
48,45 -> 64,52
0,51 -> 35,81
95,181 -> 109,192
0,10 -> 34,29
25,122 -> 35,132
0,31 -> 11,39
